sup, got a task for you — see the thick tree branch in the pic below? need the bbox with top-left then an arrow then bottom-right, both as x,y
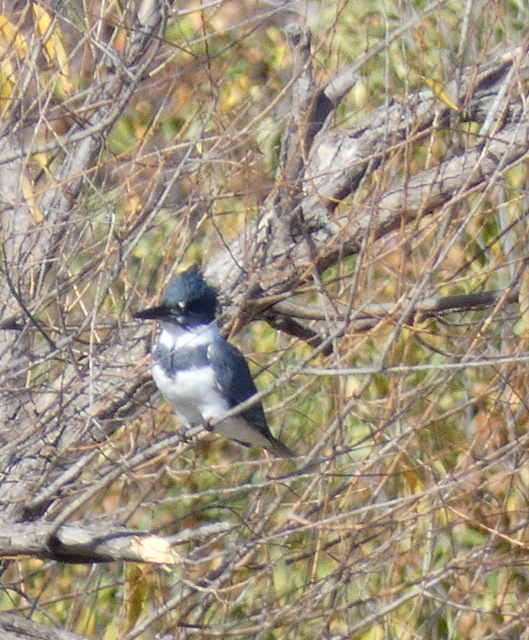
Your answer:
267,287 -> 521,345
0,522 -> 179,564
0,613 -> 91,640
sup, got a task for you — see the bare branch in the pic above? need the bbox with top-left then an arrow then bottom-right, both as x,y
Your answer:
0,613 -> 91,640
0,522 -> 179,564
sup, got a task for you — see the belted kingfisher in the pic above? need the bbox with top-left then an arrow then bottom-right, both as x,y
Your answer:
134,266 -> 294,457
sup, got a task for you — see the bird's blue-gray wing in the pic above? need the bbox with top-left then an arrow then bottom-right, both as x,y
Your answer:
206,339 -> 270,435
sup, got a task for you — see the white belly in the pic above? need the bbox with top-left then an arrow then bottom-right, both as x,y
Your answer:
152,362 -> 228,425
152,362 -> 273,449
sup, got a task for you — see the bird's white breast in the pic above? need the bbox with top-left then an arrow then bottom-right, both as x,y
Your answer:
153,322 -> 228,426
152,361 -> 229,426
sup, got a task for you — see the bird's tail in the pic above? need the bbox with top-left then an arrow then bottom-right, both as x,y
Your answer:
267,437 -> 295,458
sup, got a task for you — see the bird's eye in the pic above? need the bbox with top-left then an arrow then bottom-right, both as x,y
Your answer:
177,300 -> 186,311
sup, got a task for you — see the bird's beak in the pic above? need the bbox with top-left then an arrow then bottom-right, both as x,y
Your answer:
133,304 -> 169,321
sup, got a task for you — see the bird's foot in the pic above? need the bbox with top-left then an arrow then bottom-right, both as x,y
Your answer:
203,420 -> 215,433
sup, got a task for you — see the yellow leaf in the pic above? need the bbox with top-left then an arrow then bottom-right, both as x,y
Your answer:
404,468 -> 424,494
0,13 -> 30,116
33,4 -> 52,50
21,171 -> 44,224
33,4 -> 72,95
519,268 -> 529,336
126,564 -> 149,632
423,76 -> 459,112
0,14 -> 28,57
0,58 -> 14,115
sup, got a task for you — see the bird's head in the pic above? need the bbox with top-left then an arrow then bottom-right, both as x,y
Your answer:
134,266 -> 218,328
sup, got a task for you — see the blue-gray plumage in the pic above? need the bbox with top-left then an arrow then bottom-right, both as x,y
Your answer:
134,266 -> 293,457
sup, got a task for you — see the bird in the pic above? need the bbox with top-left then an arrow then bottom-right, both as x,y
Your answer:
134,266 -> 294,458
